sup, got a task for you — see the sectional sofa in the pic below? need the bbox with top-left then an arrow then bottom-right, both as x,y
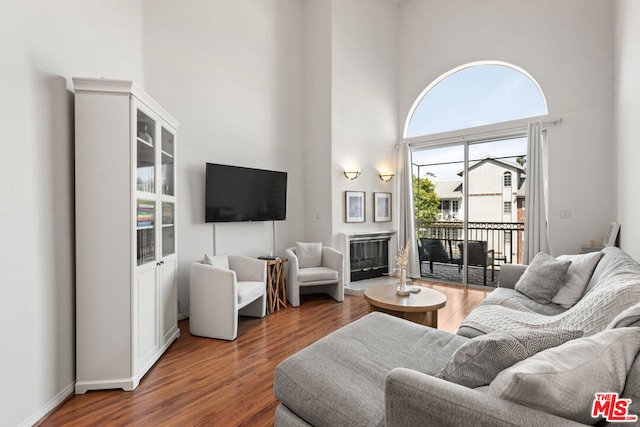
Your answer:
273,247 -> 640,426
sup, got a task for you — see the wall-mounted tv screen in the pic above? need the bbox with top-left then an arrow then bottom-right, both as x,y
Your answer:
205,163 -> 287,222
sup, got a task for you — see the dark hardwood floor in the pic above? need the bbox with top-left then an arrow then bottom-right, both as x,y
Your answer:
41,281 -> 489,426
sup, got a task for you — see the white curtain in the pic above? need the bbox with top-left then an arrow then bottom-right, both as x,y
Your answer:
397,141 -> 420,278
523,121 -> 550,263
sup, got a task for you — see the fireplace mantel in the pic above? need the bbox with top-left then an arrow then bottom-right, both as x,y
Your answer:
344,231 -> 397,242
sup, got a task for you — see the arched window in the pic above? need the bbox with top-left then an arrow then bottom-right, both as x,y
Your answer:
406,63 -> 547,138
503,172 -> 512,187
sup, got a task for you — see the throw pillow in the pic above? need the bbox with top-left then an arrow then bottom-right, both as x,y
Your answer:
514,252 -> 571,304
551,251 -> 604,308
489,327 -> 640,425
203,254 -> 230,270
295,242 -> 322,268
436,329 -> 582,388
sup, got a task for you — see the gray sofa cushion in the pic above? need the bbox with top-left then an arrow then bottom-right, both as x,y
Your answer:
585,246 -> 640,294
551,251 -> 603,308
274,312 -> 468,427
514,252 -> 571,304
490,327 -> 640,425
622,350 -> 640,423
436,329 -> 582,388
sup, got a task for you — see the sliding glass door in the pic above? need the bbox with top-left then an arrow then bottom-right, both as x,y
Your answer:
413,136 -> 526,287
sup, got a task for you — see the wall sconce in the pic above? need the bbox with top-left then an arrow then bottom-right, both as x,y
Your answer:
344,170 -> 361,180
378,171 -> 395,182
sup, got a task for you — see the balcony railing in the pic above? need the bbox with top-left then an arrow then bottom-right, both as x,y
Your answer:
420,220 -> 525,264
417,221 -> 524,286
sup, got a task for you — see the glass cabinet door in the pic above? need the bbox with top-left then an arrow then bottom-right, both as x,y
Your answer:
137,110 -> 156,194
136,199 -> 156,265
161,127 -> 175,196
162,202 -> 175,257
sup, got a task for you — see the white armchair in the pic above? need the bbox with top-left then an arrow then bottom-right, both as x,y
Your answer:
189,254 -> 267,341
285,243 -> 344,307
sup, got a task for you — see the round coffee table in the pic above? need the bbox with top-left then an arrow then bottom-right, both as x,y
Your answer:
363,284 -> 447,328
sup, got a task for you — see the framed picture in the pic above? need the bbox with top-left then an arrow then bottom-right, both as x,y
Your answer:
373,192 -> 392,222
603,222 -> 620,247
345,191 -> 365,223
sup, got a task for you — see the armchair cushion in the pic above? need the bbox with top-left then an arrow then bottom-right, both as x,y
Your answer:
295,242 -> 322,268
237,281 -> 266,306
298,266 -> 339,283
203,253 -> 230,270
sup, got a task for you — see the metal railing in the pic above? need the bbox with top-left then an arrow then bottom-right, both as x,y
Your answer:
419,221 -> 525,265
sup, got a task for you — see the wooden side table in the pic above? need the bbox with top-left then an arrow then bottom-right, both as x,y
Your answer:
264,257 -> 288,313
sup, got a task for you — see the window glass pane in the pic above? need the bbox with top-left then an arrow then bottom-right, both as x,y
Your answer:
137,110 -> 156,193
407,64 -> 547,138
504,172 -> 512,187
161,128 -> 175,196
137,200 -> 155,265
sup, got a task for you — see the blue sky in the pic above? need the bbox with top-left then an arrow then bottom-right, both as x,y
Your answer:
409,64 -> 547,181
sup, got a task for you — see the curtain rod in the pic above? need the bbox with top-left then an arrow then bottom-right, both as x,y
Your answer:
406,116 -> 563,148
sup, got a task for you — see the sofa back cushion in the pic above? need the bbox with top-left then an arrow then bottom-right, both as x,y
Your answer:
585,246 -> 640,295
551,251 -> 604,308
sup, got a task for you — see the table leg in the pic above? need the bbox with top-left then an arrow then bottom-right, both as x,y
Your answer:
276,264 -> 287,309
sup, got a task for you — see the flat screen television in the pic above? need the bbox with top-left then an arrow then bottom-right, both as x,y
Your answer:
205,163 -> 287,222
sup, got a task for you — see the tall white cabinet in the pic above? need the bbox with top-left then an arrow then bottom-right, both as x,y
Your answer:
73,78 -> 180,394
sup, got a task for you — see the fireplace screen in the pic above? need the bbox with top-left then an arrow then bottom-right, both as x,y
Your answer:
350,238 -> 389,282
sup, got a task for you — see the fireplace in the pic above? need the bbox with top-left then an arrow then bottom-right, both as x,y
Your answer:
350,238 -> 389,281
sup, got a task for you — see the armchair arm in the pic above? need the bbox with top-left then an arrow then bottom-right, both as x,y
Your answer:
285,247 -> 299,272
321,247 -> 343,276
498,264 -> 527,289
189,263 -> 238,338
385,368 -> 582,427
228,255 -> 267,283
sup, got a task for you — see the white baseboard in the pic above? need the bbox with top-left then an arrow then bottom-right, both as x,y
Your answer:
20,382 -> 74,427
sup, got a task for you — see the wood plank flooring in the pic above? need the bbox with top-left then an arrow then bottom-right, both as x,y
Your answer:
41,281 -> 489,426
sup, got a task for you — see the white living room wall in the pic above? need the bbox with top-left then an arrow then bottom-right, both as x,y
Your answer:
613,0 -> 640,260
0,2 -> 144,426
330,0 -> 400,254
302,0 -> 333,244
142,0 -> 306,314
397,0 -> 615,256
